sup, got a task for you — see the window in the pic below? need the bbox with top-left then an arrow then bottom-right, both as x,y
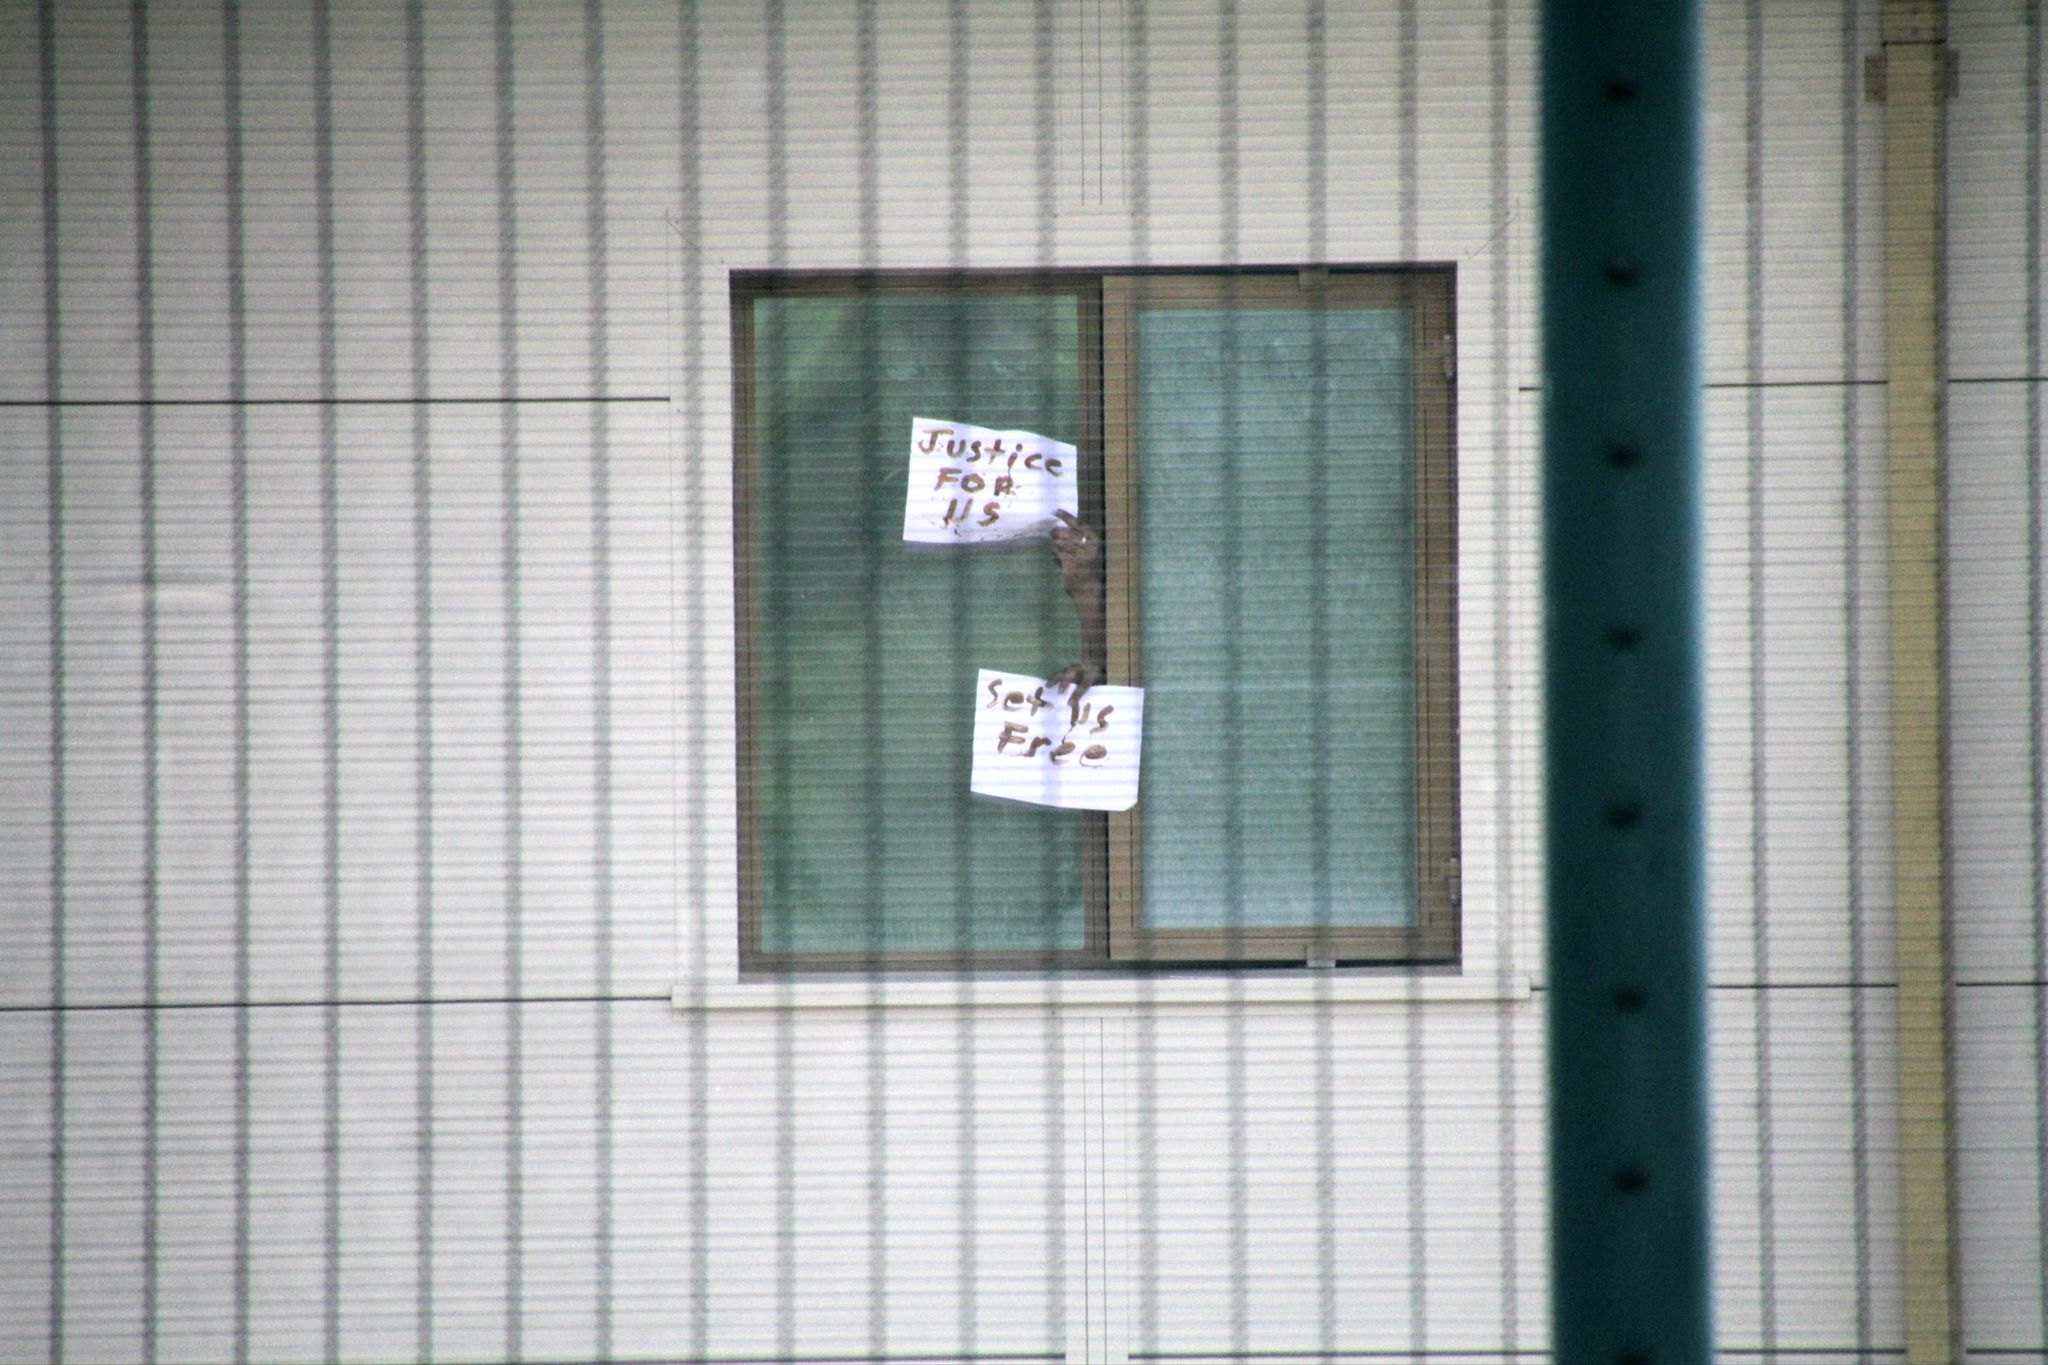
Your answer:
732,270 -> 1459,972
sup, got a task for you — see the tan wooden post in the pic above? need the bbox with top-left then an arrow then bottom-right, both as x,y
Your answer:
1878,1 -> 1962,1359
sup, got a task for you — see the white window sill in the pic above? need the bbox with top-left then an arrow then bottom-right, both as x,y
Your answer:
671,971 -> 1532,1013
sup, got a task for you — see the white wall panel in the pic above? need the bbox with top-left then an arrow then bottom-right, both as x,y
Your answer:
44,0 -> 146,404
422,1001 -> 517,1363
332,402 -> 432,1003
1128,1004 -> 1545,1357
57,1011 -> 150,1364
242,1006 -> 333,1364
0,1015 -> 58,1363
148,410 -> 243,1003
240,406 -> 336,1011
1761,2 -> 1885,386
1949,380 -> 2045,985
0,0 -> 48,401
506,1003 -> 608,1362
153,1007 -> 243,1364
1701,0 -> 1886,390
136,0 -> 236,403
1711,986 -> 1901,1353
235,0 -> 325,399
329,1005 -> 429,1362
50,409 -> 152,1011
1916,2 -> 2043,1341
3,401 -> 674,1009
1702,386 -> 1894,986
322,2 -> 414,400
1957,983 -> 2048,1351
0,407 -> 59,1010
1947,0 -> 2040,383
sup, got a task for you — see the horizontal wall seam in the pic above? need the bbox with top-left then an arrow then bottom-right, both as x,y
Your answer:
1515,379 -> 1885,393
24,979 -> 2028,1016
0,992 -> 671,1014
0,394 -> 668,408
1128,1359 -> 1911,1363
1517,377 -> 2048,394
488,1356 -> 1066,1365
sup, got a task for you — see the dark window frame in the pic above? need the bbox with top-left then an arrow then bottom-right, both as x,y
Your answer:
731,266 -> 1461,973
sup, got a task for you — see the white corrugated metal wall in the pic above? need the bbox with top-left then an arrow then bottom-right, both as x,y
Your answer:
0,0 -> 2041,1360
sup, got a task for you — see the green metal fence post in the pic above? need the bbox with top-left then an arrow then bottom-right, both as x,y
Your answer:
1541,3 -> 1712,1362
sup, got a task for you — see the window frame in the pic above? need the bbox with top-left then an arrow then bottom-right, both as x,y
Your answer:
1101,271 -> 1461,965
729,266 -> 1460,974
731,271 -> 1110,975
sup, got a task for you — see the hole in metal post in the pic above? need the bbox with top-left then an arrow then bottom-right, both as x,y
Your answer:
1604,256 -> 1641,287
1607,441 -> 1641,468
1604,77 -> 1639,103
1611,986 -> 1647,1012
1605,802 -> 1641,830
1613,1166 -> 1649,1193
1606,624 -> 1642,651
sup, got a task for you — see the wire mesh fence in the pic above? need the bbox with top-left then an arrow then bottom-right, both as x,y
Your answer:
0,0 -> 2042,1361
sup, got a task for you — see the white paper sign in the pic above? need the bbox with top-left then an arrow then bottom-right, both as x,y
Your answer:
902,418 -> 1078,544
969,669 -> 1144,812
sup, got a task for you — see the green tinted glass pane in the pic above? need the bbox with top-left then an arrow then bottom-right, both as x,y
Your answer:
749,289 -> 1088,958
1135,304 -> 1417,930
